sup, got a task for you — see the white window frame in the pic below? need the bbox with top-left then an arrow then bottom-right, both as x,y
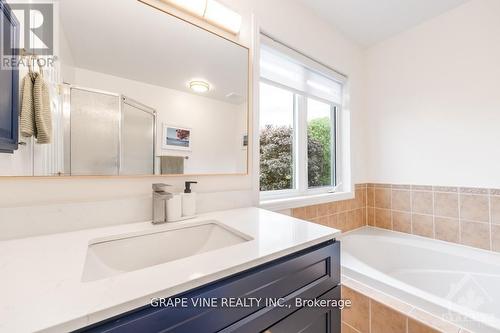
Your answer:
258,34 -> 352,211
259,80 -> 340,198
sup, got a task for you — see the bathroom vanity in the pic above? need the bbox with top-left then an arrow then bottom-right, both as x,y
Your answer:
0,208 -> 341,333
80,240 -> 340,333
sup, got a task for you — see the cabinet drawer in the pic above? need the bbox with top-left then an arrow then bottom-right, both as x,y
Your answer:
222,286 -> 341,333
261,287 -> 341,333
78,240 -> 340,333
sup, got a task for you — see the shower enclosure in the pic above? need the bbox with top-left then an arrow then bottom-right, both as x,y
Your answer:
64,86 -> 156,176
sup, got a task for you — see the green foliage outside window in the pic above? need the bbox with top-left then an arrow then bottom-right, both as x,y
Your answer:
259,125 -> 294,191
260,117 -> 332,191
308,117 -> 332,187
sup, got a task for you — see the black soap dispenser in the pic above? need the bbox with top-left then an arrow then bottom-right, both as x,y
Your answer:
182,181 -> 198,217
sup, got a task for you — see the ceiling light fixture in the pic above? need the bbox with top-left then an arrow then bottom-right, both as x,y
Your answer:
189,80 -> 210,93
163,0 -> 242,34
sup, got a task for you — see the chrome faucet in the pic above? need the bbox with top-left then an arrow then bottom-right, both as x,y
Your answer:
152,183 -> 173,224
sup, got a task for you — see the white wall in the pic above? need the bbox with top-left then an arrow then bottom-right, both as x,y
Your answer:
72,68 -> 247,174
364,0 -> 500,188
0,0 -> 365,238
0,143 -> 32,176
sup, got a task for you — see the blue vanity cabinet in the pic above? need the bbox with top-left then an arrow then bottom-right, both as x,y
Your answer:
248,288 -> 341,333
221,285 -> 341,333
77,240 -> 340,333
0,0 -> 19,153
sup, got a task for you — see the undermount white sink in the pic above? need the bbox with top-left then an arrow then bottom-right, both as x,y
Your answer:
82,221 -> 251,282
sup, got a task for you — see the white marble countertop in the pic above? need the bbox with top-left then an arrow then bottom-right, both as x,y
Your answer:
0,207 -> 340,333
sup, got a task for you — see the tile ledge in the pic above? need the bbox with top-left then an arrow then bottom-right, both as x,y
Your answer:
341,275 -> 463,333
260,191 -> 354,211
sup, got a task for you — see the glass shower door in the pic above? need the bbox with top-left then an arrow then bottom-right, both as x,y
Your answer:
120,97 -> 155,175
69,88 -> 120,176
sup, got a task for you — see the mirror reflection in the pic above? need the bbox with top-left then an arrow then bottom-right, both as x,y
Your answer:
0,0 -> 249,176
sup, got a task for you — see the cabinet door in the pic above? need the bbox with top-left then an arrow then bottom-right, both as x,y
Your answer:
261,288 -> 340,333
0,0 -> 19,153
224,287 -> 341,333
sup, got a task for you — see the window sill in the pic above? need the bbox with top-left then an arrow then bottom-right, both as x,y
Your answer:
259,191 -> 354,212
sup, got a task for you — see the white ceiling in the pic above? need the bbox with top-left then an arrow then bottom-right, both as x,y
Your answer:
59,0 -> 248,104
296,0 -> 470,46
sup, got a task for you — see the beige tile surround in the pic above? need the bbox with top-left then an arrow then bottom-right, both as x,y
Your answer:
289,183 -> 499,332
291,184 -> 367,232
291,182 -> 500,254
342,277 -> 472,333
367,184 -> 500,253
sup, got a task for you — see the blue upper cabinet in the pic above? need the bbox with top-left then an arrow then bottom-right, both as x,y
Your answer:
0,0 -> 19,154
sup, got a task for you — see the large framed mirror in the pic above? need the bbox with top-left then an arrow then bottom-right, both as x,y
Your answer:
0,0 -> 249,176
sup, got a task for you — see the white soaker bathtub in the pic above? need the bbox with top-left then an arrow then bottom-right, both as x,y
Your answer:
341,227 -> 500,333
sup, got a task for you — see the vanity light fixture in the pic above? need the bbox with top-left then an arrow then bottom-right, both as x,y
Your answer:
163,0 -> 242,34
189,80 -> 210,93
165,0 -> 207,16
204,0 -> 242,34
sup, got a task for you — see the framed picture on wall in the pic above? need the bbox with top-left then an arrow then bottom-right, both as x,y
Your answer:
162,124 -> 192,151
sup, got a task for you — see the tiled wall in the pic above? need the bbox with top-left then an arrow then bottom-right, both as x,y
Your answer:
291,185 -> 496,332
366,184 -> 500,253
291,184 -> 367,232
291,183 -> 500,253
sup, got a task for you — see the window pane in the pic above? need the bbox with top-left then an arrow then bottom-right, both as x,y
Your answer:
259,82 -> 294,191
307,98 -> 334,188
